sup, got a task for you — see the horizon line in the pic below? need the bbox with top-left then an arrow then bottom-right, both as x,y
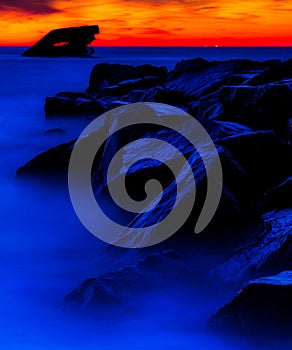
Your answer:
1,44 -> 292,48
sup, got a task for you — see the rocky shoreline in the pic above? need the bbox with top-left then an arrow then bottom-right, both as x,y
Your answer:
18,57 -> 292,338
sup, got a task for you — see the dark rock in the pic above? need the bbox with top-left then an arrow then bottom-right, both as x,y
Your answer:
223,60 -> 280,85
20,59 -> 292,240
44,127 -> 65,134
159,60 -> 272,115
199,120 -> 252,141
187,92 -> 225,120
262,176 -> 292,212
120,89 -> 148,103
166,61 -> 237,100
22,25 -> 99,57
88,104 -> 253,223
86,63 -> 167,98
45,92 -> 106,117
19,104 -> 265,232
209,271 -> 292,337
16,139 -> 76,175
289,118 -> 292,144
106,100 -> 129,110
64,269 -> 141,306
64,251 -> 189,306
213,209 -> 292,282
104,76 -> 163,97
217,131 -> 292,193
220,80 -> 292,139
121,145 -> 252,243
165,59 -> 272,102
248,58 -> 292,85
121,86 -> 191,106
227,73 -> 259,86
167,58 -> 211,80
19,105 -> 251,232
231,59 -> 281,73
86,63 -> 133,98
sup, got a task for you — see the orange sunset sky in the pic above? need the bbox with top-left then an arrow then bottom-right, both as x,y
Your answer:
0,0 -> 292,46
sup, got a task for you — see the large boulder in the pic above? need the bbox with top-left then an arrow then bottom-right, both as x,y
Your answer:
45,92 -> 106,117
247,58 -> 292,85
165,60 -> 237,100
86,63 -> 133,97
217,131 -> 292,194
167,58 -> 211,80
209,271 -> 292,337
86,63 -> 167,98
213,209 -> 292,282
220,80 -> 292,139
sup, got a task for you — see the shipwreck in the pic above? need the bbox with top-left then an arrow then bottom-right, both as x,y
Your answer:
22,25 -> 99,57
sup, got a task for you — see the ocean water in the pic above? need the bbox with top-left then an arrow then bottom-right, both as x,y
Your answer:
1,46 -> 292,349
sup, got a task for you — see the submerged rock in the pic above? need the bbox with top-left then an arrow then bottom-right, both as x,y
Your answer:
209,271 -> 292,337
64,250 -> 189,306
22,25 -> 99,57
16,139 -> 76,175
44,127 -> 65,134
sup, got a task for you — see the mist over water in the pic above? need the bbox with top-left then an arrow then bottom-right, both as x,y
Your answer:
1,47 -> 291,349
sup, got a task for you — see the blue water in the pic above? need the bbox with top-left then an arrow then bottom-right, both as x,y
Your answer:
0,47 -> 291,349
3,46 -> 292,68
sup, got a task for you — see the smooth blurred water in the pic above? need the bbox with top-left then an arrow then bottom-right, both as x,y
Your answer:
0,47 -> 291,349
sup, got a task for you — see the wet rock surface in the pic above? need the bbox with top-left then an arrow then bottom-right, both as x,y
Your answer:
213,209 -> 292,282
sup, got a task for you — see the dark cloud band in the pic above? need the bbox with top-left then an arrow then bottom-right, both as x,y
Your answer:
0,0 -> 58,14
